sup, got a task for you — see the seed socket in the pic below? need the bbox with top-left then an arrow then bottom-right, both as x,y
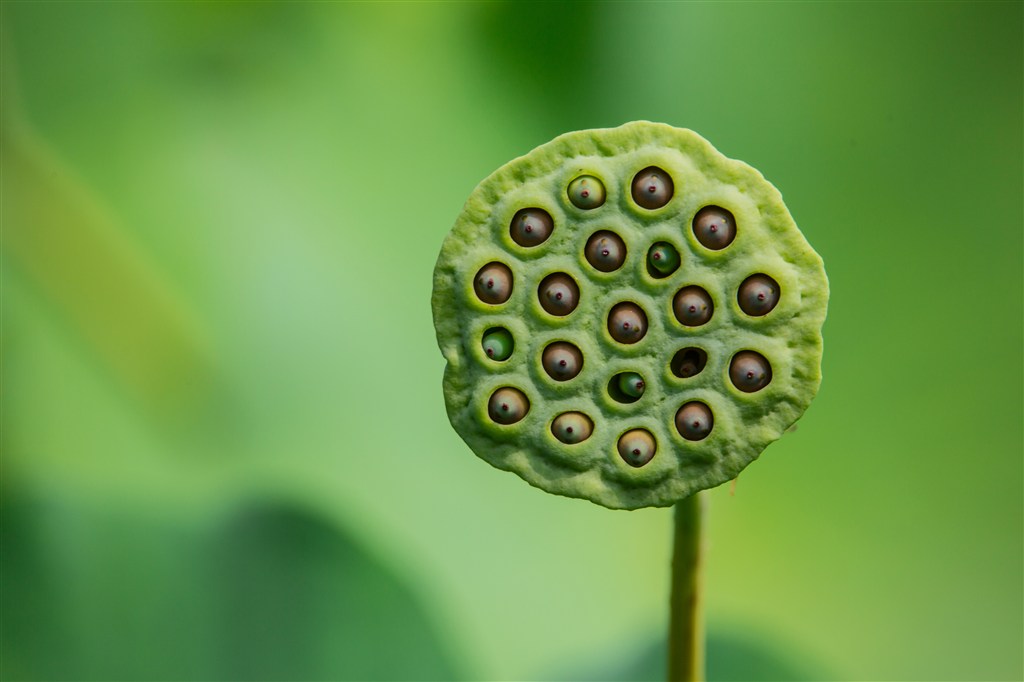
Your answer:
542,342 -> 584,382
631,166 -> 674,209
673,286 -> 714,327
585,231 -> 627,272
738,274 -> 780,316
617,429 -> 656,467
473,262 -> 513,304
608,302 -> 648,344
538,273 -> 580,316
488,387 -> 529,424
676,402 -> 714,441
551,412 -> 594,444
692,206 -> 736,250
729,351 -> 772,393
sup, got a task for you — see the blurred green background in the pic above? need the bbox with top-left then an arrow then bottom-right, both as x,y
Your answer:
2,2 -> 1021,680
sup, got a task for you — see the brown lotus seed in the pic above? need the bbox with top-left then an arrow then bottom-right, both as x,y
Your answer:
738,274 -> 780,316
551,412 -> 594,444
673,286 -> 714,327
617,429 -> 656,467
692,206 -> 736,250
488,387 -> 529,424
671,347 -> 708,378
584,231 -> 626,272
675,402 -> 714,441
608,302 -> 648,344
473,262 -> 513,304
542,342 -> 584,382
538,273 -> 580,316
631,166 -> 674,209
567,175 -> 606,209
729,351 -> 772,393
510,208 -> 553,247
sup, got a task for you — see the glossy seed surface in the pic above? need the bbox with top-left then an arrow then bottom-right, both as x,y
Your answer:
542,342 -> 583,381
608,302 -> 648,344
473,262 -> 513,304
538,273 -> 580,316
488,387 -> 529,424
738,274 -> 780,316
617,372 -> 646,398
481,328 -> 514,361
567,175 -> 606,209
617,429 -> 656,467
676,402 -> 714,441
551,412 -> 594,444
730,351 -> 772,393
693,206 -> 736,250
631,166 -> 674,209
673,286 -> 713,327
510,208 -> 553,247
585,231 -> 626,272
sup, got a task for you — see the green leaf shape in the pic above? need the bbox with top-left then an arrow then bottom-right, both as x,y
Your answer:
432,122 -> 828,509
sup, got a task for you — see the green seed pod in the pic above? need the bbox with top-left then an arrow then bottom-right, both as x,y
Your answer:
542,342 -> 583,382
551,412 -> 594,444
617,429 -> 656,467
729,351 -> 772,393
608,302 -> 648,344
737,273 -> 780,316
567,175 -> 606,209
585,231 -> 626,272
676,402 -> 714,441
473,262 -> 513,305
481,327 -> 514,362
432,122 -> 828,509
538,273 -> 580,316
632,166 -> 674,210
692,206 -> 736,250
673,286 -> 713,327
647,241 -> 681,277
488,387 -> 529,425
617,372 -> 646,399
510,208 -> 554,247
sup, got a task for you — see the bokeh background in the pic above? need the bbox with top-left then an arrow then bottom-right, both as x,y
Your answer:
2,2 -> 1021,681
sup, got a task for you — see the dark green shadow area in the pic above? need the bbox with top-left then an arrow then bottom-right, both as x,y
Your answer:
0,493 -> 463,681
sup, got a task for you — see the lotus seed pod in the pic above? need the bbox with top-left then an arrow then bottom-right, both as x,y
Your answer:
632,166 -> 674,210
676,402 -> 714,442
617,372 -> 646,399
585,231 -> 627,272
618,429 -> 657,467
488,387 -> 529,425
738,273 -> 780,316
481,328 -> 514,362
693,206 -> 736,250
673,286 -> 714,327
538,273 -> 580,316
542,342 -> 583,382
647,241 -> 681,277
510,208 -> 553,247
551,412 -> 594,444
473,262 -> 513,304
567,175 -> 606,209
608,302 -> 648,344
432,122 -> 828,509
730,351 -> 772,393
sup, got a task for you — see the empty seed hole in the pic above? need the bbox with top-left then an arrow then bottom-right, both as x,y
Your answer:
481,327 -> 514,362
538,273 -> 580,317
671,347 -> 708,378
509,208 -> 553,247
473,262 -> 513,305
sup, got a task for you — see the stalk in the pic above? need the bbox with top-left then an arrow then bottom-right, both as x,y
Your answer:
667,491 -> 705,682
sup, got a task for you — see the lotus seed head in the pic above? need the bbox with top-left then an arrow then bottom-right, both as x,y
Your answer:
617,372 -> 646,399
551,412 -> 594,444
542,342 -> 584,382
730,350 -> 772,393
608,302 -> 648,344
738,273 -> 780,316
473,262 -> 513,304
510,208 -> 553,247
481,328 -> 514,361
676,402 -> 714,441
631,166 -> 674,209
647,241 -> 681,276
692,205 -> 736,250
538,273 -> 580,316
488,387 -> 529,425
617,429 -> 656,467
567,175 -> 606,209
584,231 -> 626,272
673,286 -> 714,327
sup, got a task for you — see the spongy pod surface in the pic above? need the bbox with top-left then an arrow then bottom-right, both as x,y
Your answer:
432,121 -> 828,510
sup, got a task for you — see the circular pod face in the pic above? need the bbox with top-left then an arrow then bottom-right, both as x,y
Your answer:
432,122 -> 828,509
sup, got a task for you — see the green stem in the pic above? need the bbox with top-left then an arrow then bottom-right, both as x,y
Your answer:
668,491 -> 705,682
